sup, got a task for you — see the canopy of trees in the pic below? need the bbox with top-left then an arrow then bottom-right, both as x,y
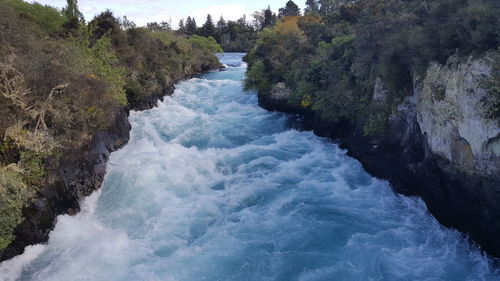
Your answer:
176,1 -> 303,52
245,0 -> 500,135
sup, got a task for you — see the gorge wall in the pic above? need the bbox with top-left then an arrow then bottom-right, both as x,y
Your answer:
258,54 -> 500,257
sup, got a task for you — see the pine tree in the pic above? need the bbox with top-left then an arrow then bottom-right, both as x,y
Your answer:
216,16 -> 227,43
62,0 -> 84,34
185,16 -> 198,35
178,19 -> 186,34
63,0 -> 83,21
263,5 -> 277,29
217,16 -> 227,33
200,14 -> 216,38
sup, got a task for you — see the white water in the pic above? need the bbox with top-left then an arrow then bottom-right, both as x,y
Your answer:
2,53 -> 499,281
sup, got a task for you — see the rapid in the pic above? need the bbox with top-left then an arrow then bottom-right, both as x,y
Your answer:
1,53 -> 499,281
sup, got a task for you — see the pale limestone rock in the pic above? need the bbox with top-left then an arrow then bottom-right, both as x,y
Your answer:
416,54 -> 499,175
373,77 -> 389,104
270,82 -> 291,101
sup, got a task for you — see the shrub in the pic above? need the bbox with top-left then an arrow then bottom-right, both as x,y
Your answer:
363,105 -> 391,137
70,31 -> 128,106
189,35 -> 223,54
4,0 -> 65,35
0,165 -> 30,251
244,60 -> 272,94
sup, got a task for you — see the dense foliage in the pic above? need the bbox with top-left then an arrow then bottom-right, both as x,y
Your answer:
176,1 -> 303,52
178,14 -> 259,52
0,0 -> 221,252
245,0 -> 500,134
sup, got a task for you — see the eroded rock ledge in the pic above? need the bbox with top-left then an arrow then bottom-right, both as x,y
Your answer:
258,55 -> 500,258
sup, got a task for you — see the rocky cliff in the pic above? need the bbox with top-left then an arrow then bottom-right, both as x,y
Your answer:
258,55 -> 500,257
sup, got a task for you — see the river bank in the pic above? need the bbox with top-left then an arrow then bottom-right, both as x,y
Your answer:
256,55 -> 500,258
0,61 -> 222,262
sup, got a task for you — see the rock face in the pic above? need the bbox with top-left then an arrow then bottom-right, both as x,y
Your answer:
0,108 -> 132,261
0,63 -> 222,262
416,56 -> 499,175
258,55 -> 500,257
259,83 -> 305,113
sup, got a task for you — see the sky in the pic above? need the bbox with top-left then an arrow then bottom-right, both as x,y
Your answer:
32,0 -> 305,28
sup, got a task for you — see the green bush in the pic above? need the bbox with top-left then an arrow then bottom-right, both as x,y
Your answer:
19,151 -> 45,188
363,106 -> 391,137
0,166 -> 30,251
71,32 -> 128,106
244,60 -> 272,94
189,35 -> 223,54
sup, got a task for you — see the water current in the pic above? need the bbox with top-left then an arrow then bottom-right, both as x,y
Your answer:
1,53 -> 499,281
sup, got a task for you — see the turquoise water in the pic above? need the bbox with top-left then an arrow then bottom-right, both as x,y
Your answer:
2,53 -> 499,281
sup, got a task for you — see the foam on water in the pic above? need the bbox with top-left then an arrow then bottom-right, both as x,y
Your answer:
2,53 -> 499,281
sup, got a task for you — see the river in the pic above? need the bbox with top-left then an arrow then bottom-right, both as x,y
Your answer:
1,53 -> 499,281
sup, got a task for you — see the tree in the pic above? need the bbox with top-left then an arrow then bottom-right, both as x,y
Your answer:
62,0 -> 83,21
217,16 -> 227,33
120,16 -> 136,30
237,15 -> 249,29
215,16 -> 227,44
90,10 -> 121,40
252,11 -> 265,30
160,21 -> 171,31
279,0 -> 302,17
263,5 -> 277,29
319,0 -> 357,15
305,0 -> 320,14
146,22 -> 170,32
185,16 -> 197,35
62,0 -> 84,34
178,19 -> 186,34
200,14 -> 216,38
